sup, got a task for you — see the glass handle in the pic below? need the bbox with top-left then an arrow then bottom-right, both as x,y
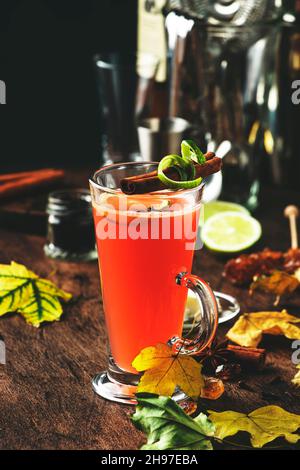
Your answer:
169,272 -> 218,355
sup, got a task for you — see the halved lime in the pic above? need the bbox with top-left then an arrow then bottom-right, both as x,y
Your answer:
203,200 -> 249,223
201,211 -> 262,253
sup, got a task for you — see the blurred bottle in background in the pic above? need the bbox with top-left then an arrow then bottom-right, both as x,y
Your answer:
138,1 -> 300,209
94,52 -> 158,164
258,0 -> 300,189
163,1 -> 284,210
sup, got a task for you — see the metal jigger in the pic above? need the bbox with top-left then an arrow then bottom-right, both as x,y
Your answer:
137,117 -> 191,162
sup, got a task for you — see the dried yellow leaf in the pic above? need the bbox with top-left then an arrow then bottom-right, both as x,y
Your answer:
226,310 -> 300,347
209,405 -> 300,447
132,343 -> 204,400
250,270 -> 299,305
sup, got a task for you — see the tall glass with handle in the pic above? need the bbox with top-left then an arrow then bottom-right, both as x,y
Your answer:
89,162 -> 219,404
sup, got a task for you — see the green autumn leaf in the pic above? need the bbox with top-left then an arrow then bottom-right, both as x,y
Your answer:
133,395 -> 300,450
0,261 -> 36,314
0,261 -> 72,327
132,393 -> 215,450
209,406 -> 300,448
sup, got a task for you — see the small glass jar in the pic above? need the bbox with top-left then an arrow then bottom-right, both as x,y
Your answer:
44,189 -> 97,261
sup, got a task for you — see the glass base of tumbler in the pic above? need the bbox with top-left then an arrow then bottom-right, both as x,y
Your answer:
92,355 -> 140,404
92,372 -> 187,405
92,356 -> 186,405
92,372 -> 139,405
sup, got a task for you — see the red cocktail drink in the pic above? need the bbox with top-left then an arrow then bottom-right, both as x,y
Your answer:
93,193 -> 200,372
89,162 -> 218,404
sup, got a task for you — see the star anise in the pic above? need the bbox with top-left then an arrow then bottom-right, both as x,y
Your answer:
215,363 -> 242,381
198,338 -> 234,374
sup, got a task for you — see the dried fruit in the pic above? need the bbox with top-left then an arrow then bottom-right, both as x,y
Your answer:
200,377 -> 225,400
224,249 -> 283,285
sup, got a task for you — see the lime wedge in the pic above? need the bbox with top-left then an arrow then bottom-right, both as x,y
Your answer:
201,211 -> 261,253
184,291 -> 200,321
183,291 -> 201,333
203,200 -> 249,223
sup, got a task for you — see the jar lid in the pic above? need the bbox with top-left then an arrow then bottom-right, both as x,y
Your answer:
47,189 -> 92,217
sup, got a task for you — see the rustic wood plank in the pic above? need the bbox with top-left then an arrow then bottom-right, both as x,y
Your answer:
0,181 -> 299,449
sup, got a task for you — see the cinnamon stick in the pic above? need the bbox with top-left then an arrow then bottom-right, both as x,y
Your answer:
0,169 -> 65,200
120,152 -> 221,194
123,151 -> 216,184
227,344 -> 266,369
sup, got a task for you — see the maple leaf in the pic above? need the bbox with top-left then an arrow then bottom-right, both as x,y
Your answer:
208,406 -> 300,448
132,343 -> 204,400
250,270 -> 299,305
0,261 -> 72,327
226,310 -> 300,348
292,365 -> 300,387
132,393 -> 215,450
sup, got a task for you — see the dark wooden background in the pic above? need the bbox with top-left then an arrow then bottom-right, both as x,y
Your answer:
0,0 -> 137,171
0,174 -> 300,449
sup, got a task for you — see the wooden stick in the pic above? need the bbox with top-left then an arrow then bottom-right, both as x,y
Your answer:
284,205 -> 299,249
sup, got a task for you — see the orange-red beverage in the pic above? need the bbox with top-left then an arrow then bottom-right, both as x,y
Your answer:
93,192 -> 200,372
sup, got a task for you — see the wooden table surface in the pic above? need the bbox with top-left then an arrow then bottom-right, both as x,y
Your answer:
0,177 -> 300,450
